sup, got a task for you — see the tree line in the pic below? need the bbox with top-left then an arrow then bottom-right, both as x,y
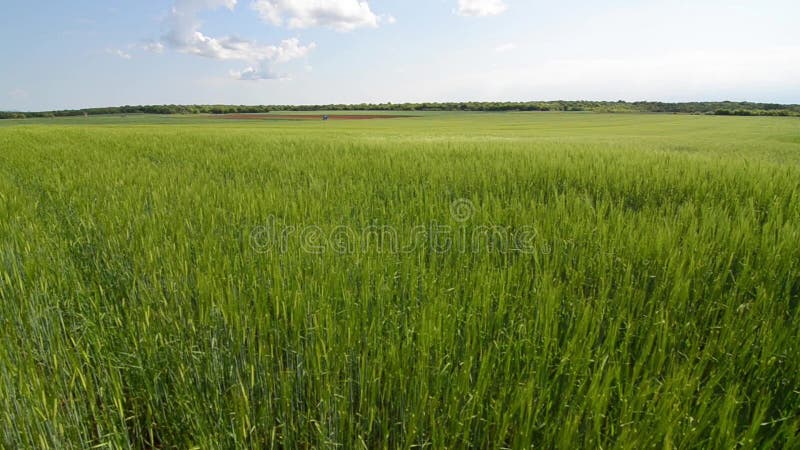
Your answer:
2,101 -> 799,119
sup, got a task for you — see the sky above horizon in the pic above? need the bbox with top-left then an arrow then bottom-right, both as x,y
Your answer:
2,0 -> 799,111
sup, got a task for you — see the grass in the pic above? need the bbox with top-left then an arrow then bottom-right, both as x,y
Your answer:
1,113 -> 799,448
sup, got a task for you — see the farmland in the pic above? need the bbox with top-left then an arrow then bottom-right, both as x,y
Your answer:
1,112 -> 799,448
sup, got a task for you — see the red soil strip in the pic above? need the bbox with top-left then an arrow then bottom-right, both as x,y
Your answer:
220,114 -> 417,121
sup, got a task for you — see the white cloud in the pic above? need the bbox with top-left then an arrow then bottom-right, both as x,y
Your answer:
172,32 -> 315,61
457,0 -> 507,17
271,37 -> 317,62
251,0 -> 383,31
161,0 -> 315,63
107,48 -> 132,59
495,42 -> 516,53
230,65 -> 290,80
143,41 -> 165,54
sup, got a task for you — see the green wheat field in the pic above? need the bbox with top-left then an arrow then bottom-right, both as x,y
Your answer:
1,112 -> 799,448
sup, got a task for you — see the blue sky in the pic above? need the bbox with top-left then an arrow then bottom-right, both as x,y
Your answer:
2,0 -> 799,110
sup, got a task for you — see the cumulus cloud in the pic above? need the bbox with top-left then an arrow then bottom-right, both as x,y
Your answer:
271,37 -> 317,62
457,0 -> 507,17
251,0 -> 385,31
159,0 -> 315,63
169,32 -> 315,61
161,0 -> 237,47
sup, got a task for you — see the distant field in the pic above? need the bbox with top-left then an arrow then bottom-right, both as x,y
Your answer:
1,113 -> 798,448
221,113 -> 420,121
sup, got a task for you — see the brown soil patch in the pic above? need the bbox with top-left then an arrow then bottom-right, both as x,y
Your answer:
220,114 -> 417,121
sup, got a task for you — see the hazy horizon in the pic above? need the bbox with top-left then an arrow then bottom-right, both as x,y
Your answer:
4,98 -> 800,114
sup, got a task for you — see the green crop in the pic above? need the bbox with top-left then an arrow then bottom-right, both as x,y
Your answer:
1,113 -> 798,448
